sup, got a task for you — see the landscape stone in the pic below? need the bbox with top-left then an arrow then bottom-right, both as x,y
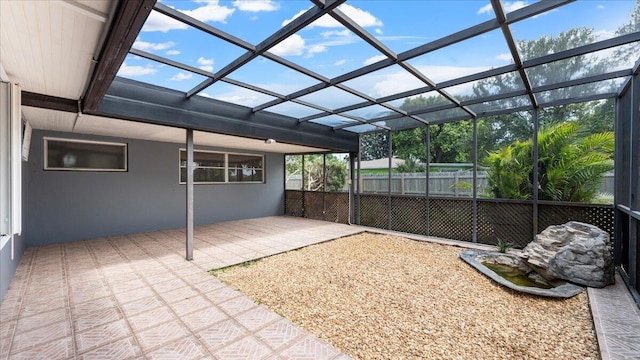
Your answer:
521,221 -> 614,288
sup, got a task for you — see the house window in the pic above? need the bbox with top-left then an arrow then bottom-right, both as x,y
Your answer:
44,138 -> 127,171
179,149 -> 264,184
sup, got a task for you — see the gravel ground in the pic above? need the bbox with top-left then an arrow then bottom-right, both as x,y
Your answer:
214,233 -> 599,360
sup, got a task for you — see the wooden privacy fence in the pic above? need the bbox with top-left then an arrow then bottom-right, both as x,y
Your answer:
284,190 -> 614,248
287,171 -> 614,197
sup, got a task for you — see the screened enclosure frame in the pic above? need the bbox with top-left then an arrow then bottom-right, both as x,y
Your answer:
83,0 -> 640,141
19,0 -> 639,302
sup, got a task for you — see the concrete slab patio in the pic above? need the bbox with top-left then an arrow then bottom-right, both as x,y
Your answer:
0,217 -> 360,359
1,216 -> 639,359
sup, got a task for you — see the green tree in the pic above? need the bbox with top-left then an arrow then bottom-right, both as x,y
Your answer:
286,154 -> 348,192
473,28 -> 615,150
614,0 -> 640,60
360,132 -> 389,160
486,122 -> 614,202
393,127 -> 426,162
429,121 -> 473,163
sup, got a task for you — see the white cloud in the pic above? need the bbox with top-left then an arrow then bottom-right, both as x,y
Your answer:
306,45 -> 327,57
477,3 -> 493,14
282,4 -> 382,28
363,54 -> 387,66
205,87 -> 275,107
417,65 -> 491,85
216,95 -> 262,106
346,64 -> 492,98
339,4 -> 383,27
166,50 -> 181,55
270,34 -> 306,56
504,1 -> 528,12
597,5 -> 605,9
133,39 -> 175,52
117,63 -> 157,77
233,0 -> 278,12
142,1 -> 235,32
375,28 -> 383,35
334,59 -> 347,66
316,29 -> 359,47
477,1 -> 528,15
197,57 -> 214,72
170,72 -> 193,81
321,29 -> 351,38
143,11 -> 188,32
495,53 -> 513,62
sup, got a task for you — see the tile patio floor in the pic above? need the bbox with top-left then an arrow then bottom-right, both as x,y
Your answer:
1,216 -> 639,359
0,216 -> 360,359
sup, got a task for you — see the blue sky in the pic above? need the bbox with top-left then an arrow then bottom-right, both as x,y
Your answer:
118,0 -> 638,121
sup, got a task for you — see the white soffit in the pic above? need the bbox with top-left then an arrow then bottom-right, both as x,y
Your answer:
0,0 -> 111,99
194,131 -> 328,154
22,106 -> 76,132
23,107 -> 328,154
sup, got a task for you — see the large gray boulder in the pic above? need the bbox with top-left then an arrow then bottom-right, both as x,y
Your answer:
521,221 -> 614,288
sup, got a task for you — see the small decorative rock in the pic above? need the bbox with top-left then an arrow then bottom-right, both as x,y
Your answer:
522,221 -> 614,288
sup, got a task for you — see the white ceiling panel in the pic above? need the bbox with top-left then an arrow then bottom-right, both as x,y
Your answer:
22,106 -> 76,132
194,132 -> 328,154
0,0 -> 111,99
23,107 -> 327,154
73,114 -> 185,143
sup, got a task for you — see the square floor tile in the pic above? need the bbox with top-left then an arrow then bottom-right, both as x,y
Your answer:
114,287 -> 156,305
170,295 -> 212,317
75,319 -> 132,353
77,336 -> 141,359
11,320 -> 72,353
74,307 -> 123,333
109,278 -> 147,294
71,296 -> 117,318
217,296 -> 258,317
9,335 -> 74,360
15,307 -> 70,335
197,319 -> 247,352
150,278 -> 188,294
159,287 -> 199,304
127,307 -> 175,332
256,319 -> 305,351
120,296 -> 163,317
214,335 -> 273,360
181,307 -> 229,332
280,336 -> 340,360
135,319 -> 189,351
234,306 -> 281,332
145,336 -> 208,360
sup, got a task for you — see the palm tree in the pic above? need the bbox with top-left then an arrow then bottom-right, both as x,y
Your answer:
486,122 -> 613,202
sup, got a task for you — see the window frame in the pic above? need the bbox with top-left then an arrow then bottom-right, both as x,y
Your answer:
0,82 -> 22,252
179,148 -> 265,184
43,137 -> 128,172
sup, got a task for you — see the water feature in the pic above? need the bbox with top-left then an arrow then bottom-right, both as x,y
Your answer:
482,262 -> 552,289
460,250 -> 584,298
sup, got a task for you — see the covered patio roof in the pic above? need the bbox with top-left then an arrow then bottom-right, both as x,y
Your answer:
2,0 -> 639,152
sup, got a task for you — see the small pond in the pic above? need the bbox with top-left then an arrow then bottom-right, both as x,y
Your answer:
460,250 -> 584,298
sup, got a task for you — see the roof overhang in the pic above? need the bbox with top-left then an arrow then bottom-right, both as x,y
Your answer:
96,77 -> 359,152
